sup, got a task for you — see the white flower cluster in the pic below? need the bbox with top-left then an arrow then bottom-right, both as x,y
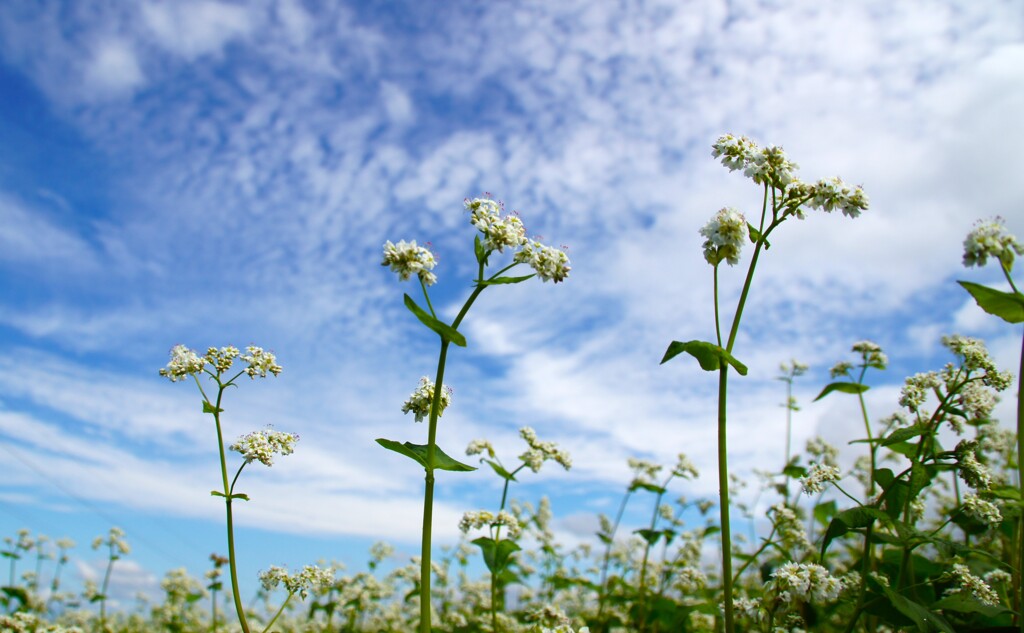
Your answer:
769,504 -> 812,552
962,493 -> 1002,525
160,345 -> 206,382
240,346 -> 282,378
401,377 -> 452,423
712,134 -> 797,188
851,340 -> 888,369
779,359 -> 808,376
91,527 -> 130,556
230,428 -> 299,467
465,197 -> 528,253
963,217 -> 1024,270
205,346 -> 241,373
674,566 -> 708,593
944,563 -> 999,606
800,462 -> 841,495
768,562 -> 842,605
957,440 -> 993,490
899,372 -> 941,413
514,239 -> 572,283
465,438 -> 496,459
942,335 -> 1013,391
519,427 -> 572,472
381,239 -> 438,286
458,509 -> 522,539
672,453 -> 699,480
806,437 -> 839,467
699,207 -> 748,266
258,564 -> 334,600
807,176 -> 869,218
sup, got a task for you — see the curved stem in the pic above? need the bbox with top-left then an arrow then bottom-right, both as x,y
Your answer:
260,592 -> 293,633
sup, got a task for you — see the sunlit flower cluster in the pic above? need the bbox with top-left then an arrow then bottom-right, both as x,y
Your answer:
769,503 -> 812,552
944,563 -> 999,606
957,440 -> 992,490
963,216 -> 1024,270
240,346 -> 282,378
712,134 -> 797,188
381,239 -> 438,286
672,453 -> 699,480
92,527 -> 129,556
514,240 -> 572,283
806,437 -> 839,467
806,176 -> 869,218
962,493 -> 1002,525
942,335 -> 1013,390
258,564 -> 334,599
898,372 -> 941,413
519,427 -> 572,472
401,377 -> 452,423
800,462 -> 841,495
160,345 -> 206,382
851,340 -> 888,369
779,359 -> 808,376
768,562 -> 842,605
230,428 -> 299,467
699,207 -> 748,266
465,197 -> 528,253
458,510 -> 522,539
465,438 -> 496,459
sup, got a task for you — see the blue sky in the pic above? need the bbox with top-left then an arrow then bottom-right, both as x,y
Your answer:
1,0 -> 1023,606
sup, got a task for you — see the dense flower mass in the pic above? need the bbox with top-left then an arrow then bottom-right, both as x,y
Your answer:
229,428 -> 298,467
769,562 -> 842,604
381,239 -> 438,286
851,340 -> 887,369
514,240 -> 572,283
92,527 -> 129,555
459,509 -> 522,539
465,197 -> 528,253
806,176 -> 869,218
258,565 -> 334,600
800,463 -> 841,495
160,345 -> 206,382
699,207 -> 748,266
963,217 -> 1024,270
240,346 -> 282,378
944,563 -> 1000,606
962,493 -> 1002,525
401,377 -> 452,423
519,427 -> 572,472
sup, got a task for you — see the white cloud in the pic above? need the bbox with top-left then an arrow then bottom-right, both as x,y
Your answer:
0,194 -> 98,269
142,1 -> 257,61
82,38 -> 145,97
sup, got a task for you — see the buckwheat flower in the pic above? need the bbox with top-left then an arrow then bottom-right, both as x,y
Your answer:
519,427 -> 572,471
733,596 -> 761,620
829,361 -> 854,378
984,569 -> 1012,586
770,504 -> 812,552
465,197 -> 528,252
851,340 -> 887,369
963,217 -> 1024,270
800,463 -> 841,495
459,510 -> 521,538
205,346 -> 240,373
230,428 -> 299,467
672,453 -> 699,480
956,380 -> 998,422
93,527 -> 129,555
945,563 -> 999,606
514,239 -> 571,283
160,345 -> 206,382
899,372 -> 941,412
259,565 -> 334,599
962,493 -> 1002,525
780,359 -> 808,376
402,377 -> 452,423
712,133 -> 759,172
745,145 -> 799,188
770,562 -> 841,604
675,566 -> 707,593
241,346 -> 282,378
466,439 -> 496,459
808,177 -> 869,218
699,207 -> 748,266
806,437 -> 839,467
381,239 -> 438,286
957,440 -> 992,490
628,458 -> 663,487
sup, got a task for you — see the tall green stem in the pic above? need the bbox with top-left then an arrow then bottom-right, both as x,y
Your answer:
419,340 -> 450,633
1016,327 -> 1024,633
717,366 -> 735,633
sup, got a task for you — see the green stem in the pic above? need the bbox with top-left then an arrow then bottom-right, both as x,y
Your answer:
98,548 -> 115,631
260,592 -> 293,633
1017,326 -> 1024,632
717,366 -> 735,633
419,341 -> 449,633
637,486 -> 667,632
597,488 -> 634,627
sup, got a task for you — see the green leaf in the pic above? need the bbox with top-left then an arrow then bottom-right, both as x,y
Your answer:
813,381 -> 869,402
484,459 -> 517,481
988,485 -> 1022,501
747,223 -> 770,249
478,274 -> 535,286
886,441 -> 919,458
210,490 -> 226,498
660,340 -> 748,375
814,500 -> 837,527
472,537 -> 521,574
202,401 -> 223,414
474,235 -> 486,265
375,438 -> 477,472
932,593 -> 1008,617
821,507 -> 890,558
629,481 -> 667,495
403,294 -> 467,347
958,280 -> 1024,324
869,576 -> 956,633
882,425 -> 927,447
634,528 -> 663,546
782,463 -> 807,479
230,493 -> 250,501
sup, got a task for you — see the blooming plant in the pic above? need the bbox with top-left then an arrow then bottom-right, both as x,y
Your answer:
377,195 -> 571,633
160,345 -> 314,633
661,133 -> 867,632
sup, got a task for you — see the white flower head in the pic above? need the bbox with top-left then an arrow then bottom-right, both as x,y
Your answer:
963,217 -> 1024,270
807,177 -> 869,218
160,345 -> 206,382
382,239 -> 438,286
402,377 -> 452,423
514,240 -> 571,283
518,426 -> 572,472
699,207 -> 748,266
240,346 -> 282,378
800,463 -> 841,495
465,197 -> 528,253
230,428 -> 299,467
944,563 -> 999,606
962,493 -> 1002,526
258,565 -> 333,600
